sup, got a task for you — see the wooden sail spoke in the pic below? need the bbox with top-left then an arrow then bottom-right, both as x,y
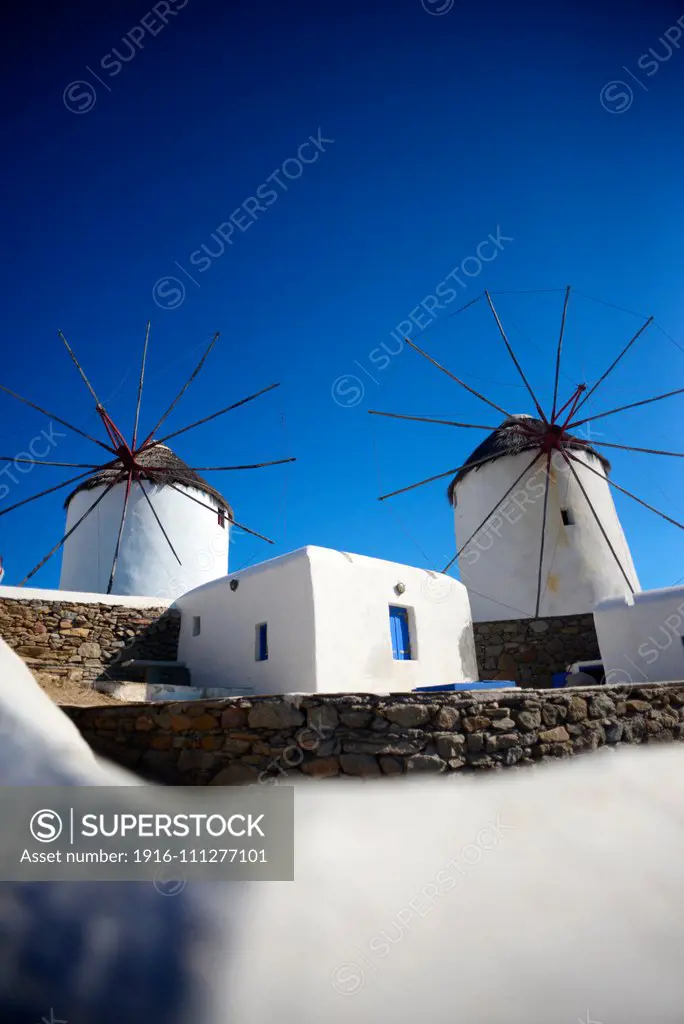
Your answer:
442,451 -> 543,574
20,479 -> 118,586
132,321 -> 151,451
484,290 -> 547,423
564,449 -> 684,532
164,481 -> 274,544
534,451 -> 553,618
140,382 -> 280,453
0,468 -> 112,519
551,286 -> 571,421
138,478 -> 182,566
140,331 -> 219,449
403,338 -> 512,419
0,458 -> 101,468
368,411 -> 497,430
568,386 -> 684,430
107,470 -> 134,594
0,383 -> 116,454
150,458 -> 297,471
586,440 -> 684,458
559,447 -> 635,592
378,453 -> 499,502
57,329 -> 106,410
571,315 -> 654,418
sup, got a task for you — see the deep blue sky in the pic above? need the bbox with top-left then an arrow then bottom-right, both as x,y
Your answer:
2,0 -> 684,592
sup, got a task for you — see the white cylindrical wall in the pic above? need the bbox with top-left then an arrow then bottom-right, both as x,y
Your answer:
59,480 -> 229,599
454,448 -> 638,621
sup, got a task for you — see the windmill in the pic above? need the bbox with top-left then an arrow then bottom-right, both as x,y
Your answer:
0,326 -> 295,596
370,287 -> 684,621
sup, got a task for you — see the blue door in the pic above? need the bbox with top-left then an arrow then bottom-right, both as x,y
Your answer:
389,606 -> 411,660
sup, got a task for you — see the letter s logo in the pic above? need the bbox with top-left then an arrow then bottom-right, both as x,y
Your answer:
30,809 -> 63,843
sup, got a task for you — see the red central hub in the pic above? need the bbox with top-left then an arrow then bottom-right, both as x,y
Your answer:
115,445 -> 140,473
540,422 -> 564,453
513,382 -> 588,456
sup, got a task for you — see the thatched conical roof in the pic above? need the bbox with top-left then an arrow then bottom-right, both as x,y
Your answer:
447,415 -> 610,506
64,443 -> 232,514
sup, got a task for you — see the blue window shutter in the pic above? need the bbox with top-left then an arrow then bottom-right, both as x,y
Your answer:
389,606 -> 411,660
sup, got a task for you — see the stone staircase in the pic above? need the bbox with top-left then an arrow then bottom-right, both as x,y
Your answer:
93,657 -> 254,703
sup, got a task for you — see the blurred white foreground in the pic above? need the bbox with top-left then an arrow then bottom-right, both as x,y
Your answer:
0,637 -> 682,1024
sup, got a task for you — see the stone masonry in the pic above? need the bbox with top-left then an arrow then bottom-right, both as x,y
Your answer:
473,613 -> 600,687
64,683 -> 684,785
0,597 -> 180,688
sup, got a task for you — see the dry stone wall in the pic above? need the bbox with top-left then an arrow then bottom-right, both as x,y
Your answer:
0,597 -> 180,686
474,613 -> 600,687
64,684 -> 684,785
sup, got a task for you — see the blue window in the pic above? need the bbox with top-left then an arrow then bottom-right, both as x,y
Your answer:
256,623 -> 268,661
389,606 -> 412,660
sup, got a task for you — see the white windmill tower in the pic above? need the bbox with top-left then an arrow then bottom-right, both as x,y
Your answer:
446,414 -> 638,621
59,443 -> 232,598
371,286 -> 684,621
0,325 -> 294,597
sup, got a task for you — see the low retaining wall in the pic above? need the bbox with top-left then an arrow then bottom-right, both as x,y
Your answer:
473,613 -> 600,687
0,593 -> 180,685
64,684 -> 684,785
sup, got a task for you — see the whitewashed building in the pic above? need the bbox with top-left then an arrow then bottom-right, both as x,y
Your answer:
594,586 -> 684,685
175,546 -> 477,695
449,416 -> 639,621
59,445 -> 230,599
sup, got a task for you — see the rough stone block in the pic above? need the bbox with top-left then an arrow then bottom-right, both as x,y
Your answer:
210,764 -> 259,785
307,704 -> 339,733
433,706 -> 460,730
383,704 -> 431,727
537,726 -> 570,743
434,733 -> 466,759
589,695 -> 616,718
626,700 -> 651,713
379,756 -> 403,775
302,757 -> 340,778
566,696 -> 588,723
516,710 -> 541,731
339,754 -> 381,777
406,754 -> 446,773
248,703 -> 304,730
340,710 -> 373,728
463,715 -> 490,732
220,707 -> 248,729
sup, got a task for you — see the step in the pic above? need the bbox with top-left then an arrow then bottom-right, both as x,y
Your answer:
93,681 -> 254,703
